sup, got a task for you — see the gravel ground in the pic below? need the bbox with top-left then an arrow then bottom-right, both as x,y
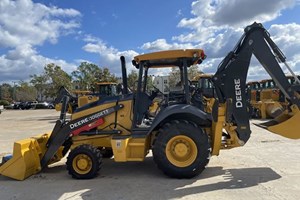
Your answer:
0,109 -> 299,200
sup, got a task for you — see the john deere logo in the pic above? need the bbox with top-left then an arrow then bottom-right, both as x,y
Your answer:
69,109 -> 109,129
234,79 -> 243,108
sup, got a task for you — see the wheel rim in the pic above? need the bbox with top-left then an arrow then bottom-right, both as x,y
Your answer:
72,154 -> 92,175
166,135 -> 198,167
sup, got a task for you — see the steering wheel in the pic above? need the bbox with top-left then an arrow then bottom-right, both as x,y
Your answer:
150,84 -> 164,100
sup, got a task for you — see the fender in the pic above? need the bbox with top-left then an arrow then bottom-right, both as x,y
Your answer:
148,104 -> 212,134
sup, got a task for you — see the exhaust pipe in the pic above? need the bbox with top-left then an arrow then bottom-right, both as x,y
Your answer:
120,56 -> 128,94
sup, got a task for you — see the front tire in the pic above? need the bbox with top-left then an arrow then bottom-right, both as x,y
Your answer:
152,120 -> 211,178
66,144 -> 102,179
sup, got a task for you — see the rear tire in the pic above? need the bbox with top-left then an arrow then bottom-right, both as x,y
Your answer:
66,144 -> 102,179
152,120 -> 211,178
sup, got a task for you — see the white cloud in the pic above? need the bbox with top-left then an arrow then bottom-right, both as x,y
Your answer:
199,57 -> 223,73
177,0 -> 295,45
82,35 -> 139,76
0,45 -> 77,82
258,23 -> 300,79
0,0 -> 81,82
141,39 -> 195,51
141,0 -> 300,80
176,9 -> 183,18
0,0 -> 81,48
2,0 -> 300,83
269,23 -> 300,59
173,0 -> 297,53
178,0 -> 295,31
187,0 -> 295,27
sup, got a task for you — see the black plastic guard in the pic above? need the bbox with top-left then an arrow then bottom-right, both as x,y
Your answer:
147,104 -> 212,135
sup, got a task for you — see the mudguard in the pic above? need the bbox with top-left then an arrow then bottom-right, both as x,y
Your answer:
148,104 -> 212,134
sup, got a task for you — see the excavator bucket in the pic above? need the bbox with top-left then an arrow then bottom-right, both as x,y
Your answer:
0,133 -> 51,180
257,104 -> 300,139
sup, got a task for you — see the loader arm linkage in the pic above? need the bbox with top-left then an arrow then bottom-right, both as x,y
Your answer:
212,22 -> 300,143
0,96 -> 123,180
54,86 -> 78,113
40,103 -> 123,169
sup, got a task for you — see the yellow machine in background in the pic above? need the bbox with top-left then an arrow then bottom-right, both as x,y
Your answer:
77,82 -> 118,107
191,74 -> 214,112
1,22 -> 300,181
55,82 -> 118,114
191,74 -> 214,97
247,79 -> 287,119
259,79 -> 280,101
247,81 -> 260,103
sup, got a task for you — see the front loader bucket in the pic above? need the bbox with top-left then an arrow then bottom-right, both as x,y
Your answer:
0,133 -> 50,180
257,105 -> 300,139
0,96 -> 80,181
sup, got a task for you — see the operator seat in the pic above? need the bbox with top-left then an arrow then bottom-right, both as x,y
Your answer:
135,92 -> 156,125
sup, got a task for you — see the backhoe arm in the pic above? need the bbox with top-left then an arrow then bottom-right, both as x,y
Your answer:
212,22 -> 300,143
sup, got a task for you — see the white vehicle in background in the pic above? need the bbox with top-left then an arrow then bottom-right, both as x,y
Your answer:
0,105 -> 3,114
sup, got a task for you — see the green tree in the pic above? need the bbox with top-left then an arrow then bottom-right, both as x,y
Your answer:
127,70 -> 138,91
188,65 -> 201,80
101,67 -> 118,82
168,65 -> 202,87
0,83 -> 12,102
146,75 -> 154,93
16,81 -> 37,101
71,62 -> 102,90
30,74 -> 48,101
169,67 -> 181,87
43,63 -> 72,98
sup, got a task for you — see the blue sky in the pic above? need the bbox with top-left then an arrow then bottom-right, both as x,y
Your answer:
33,0 -> 193,62
1,0 -> 300,83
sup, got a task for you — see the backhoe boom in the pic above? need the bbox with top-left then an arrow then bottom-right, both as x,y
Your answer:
212,22 -> 300,143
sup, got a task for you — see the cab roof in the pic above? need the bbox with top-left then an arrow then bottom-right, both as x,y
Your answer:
132,49 -> 206,68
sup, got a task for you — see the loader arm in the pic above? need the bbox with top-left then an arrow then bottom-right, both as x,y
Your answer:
212,22 -> 300,143
0,96 -> 123,180
54,86 -> 78,113
40,101 -> 123,169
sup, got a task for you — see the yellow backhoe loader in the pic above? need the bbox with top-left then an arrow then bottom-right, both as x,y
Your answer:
191,73 -> 214,112
247,79 -> 284,119
54,82 -> 119,114
1,22 -> 300,181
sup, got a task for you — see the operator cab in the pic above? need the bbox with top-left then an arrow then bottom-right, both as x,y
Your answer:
131,49 -> 206,126
94,82 -> 118,97
246,81 -> 261,102
192,74 -> 214,98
